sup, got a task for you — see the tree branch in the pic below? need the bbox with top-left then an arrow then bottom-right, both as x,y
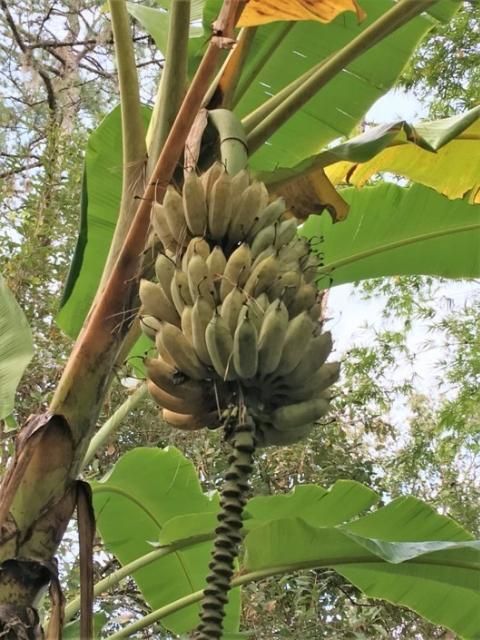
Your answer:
0,162 -> 43,180
0,0 -> 57,114
26,36 -> 149,49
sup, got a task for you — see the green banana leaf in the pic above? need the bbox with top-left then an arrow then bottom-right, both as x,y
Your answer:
233,0 -> 460,172
244,497 -> 479,639
245,480 -> 377,528
259,106 -> 480,203
91,447 -> 376,635
91,446 -> 480,639
56,106 -> 151,338
63,613 -> 107,639
0,275 -> 33,420
301,183 -> 480,287
91,447 -> 241,636
126,1 -> 203,53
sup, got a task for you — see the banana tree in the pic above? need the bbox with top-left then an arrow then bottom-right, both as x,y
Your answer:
1,0 -> 479,638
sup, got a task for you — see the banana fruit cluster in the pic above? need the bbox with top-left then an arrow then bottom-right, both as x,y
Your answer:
140,163 -> 339,447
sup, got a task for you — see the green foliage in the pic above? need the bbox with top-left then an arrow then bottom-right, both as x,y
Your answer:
92,447 -> 240,636
234,0 -> 458,172
302,183 -> 480,287
0,276 -> 33,419
63,612 -> 107,639
400,1 -> 480,117
246,482 -> 377,528
259,106 -> 480,190
2,1 -> 479,638
91,446 -> 480,639
126,1 -> 203,52
57,106 -> 151,338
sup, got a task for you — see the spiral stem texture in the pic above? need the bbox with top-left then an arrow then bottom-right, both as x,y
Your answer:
193,413 -> 256,640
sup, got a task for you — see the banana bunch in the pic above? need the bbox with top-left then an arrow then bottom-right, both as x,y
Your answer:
140,164 -> 339,446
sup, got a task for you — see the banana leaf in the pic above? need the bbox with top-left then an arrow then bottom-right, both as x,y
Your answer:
301,183 -> 480,287
92,446 -> 480,639
259,106 -> 480,204
56,106 -> 151,338
244,497 -> 479,638
233,0 -> 460,172
0,275 -> 33,420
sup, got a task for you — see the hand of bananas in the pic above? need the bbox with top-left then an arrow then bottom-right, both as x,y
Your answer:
140,163 -> 340,447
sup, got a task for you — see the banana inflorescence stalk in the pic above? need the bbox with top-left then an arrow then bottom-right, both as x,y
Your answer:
193,409 -> 255,640
140,162 -> 340,638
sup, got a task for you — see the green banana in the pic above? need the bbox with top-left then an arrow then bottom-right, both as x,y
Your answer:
250,224 -> 277,259
301,254 -> 320,283
206,245 -> 227,282
268,270 -> 301,304
286,332 -> 333,387
140,314 -> 162,340
139,279 -> 180,326
192,295 -> 214,366
200,161 -> 224,199
221,286 -> 246,336
207,169 -> 233,240
170,269 -> 193,315
233,308 -> 258,379
229,168 -> 250,201
244,254 -> 280,297
156,322 -> 208,380
183,171 -> 207,236
181,305 -> 193,343
274,311 -> 315,376
163,185 -> 190,246
220,242 -> 252,300
258,299 -> 289,375
278,237 -> 309,266
155,253 -> 176,303
228,181 -> 269,245
145,356 -> 204,400
272,397 -> 330,431
286,362 -> 340,402
151,203 -> 178,254
187,252 -> 214,304
205,312 -> 236,380
256,421 -> 314,447
274,218 -> 297,249
182,236 -> 210,272
247,197 -> 286,240
288,282 -> 317,317
147,379 -> 207,414
245,294 -> 267,334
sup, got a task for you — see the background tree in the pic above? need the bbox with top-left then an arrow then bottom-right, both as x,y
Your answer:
399,0 -> 479,117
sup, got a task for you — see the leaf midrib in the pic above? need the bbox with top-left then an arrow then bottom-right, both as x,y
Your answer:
318,222 -> 480,275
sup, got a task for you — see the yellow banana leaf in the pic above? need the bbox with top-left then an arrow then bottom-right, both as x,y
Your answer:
325,118 -> 480,203
237,0 -> 366,27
